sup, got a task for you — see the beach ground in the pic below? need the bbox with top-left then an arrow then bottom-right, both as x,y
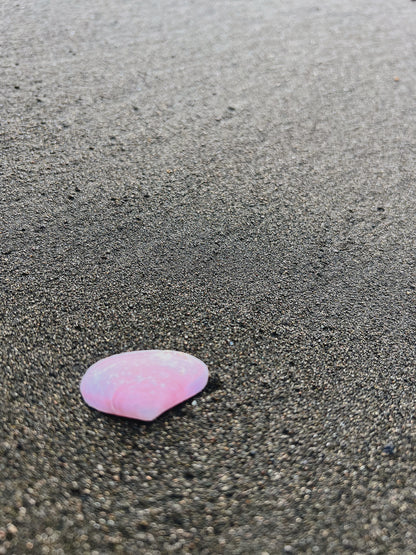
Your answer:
1,1 -> 416,552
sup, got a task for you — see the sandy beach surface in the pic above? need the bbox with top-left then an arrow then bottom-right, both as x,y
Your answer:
1,0 -> 416,552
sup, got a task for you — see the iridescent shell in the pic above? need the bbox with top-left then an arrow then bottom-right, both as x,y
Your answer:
80,350 -> 209,421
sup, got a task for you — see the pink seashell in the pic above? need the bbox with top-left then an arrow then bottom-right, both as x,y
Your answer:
80,350 -> 209,421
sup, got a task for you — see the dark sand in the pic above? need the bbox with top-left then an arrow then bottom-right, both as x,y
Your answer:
2,0 -> 416,552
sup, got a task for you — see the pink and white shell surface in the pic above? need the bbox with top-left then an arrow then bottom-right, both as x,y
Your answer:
80,350 -> 209,421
